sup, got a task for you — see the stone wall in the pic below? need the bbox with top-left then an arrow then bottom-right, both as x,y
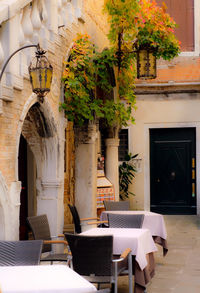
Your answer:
0,0 -> 110,239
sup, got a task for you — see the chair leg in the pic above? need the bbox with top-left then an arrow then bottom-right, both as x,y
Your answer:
111,283 -> 114,293
128,253 -> 133,293
114,262 -> 118,293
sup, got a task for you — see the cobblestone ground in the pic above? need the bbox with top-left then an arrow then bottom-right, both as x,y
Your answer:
116,215 -> 200,293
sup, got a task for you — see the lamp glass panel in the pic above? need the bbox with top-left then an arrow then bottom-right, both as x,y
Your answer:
149,52 -> 156,78
45,68 -> 53,89
137,49 -> 156,79
40,68 -> 46,89
30,69 -> 40,91
138,50 -> 147,78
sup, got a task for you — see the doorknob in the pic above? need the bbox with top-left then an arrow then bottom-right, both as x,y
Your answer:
170,171 -> 176,180
156,178 -> 160,183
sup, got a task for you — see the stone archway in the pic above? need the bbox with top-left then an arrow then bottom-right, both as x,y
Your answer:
17,101 -> 64,237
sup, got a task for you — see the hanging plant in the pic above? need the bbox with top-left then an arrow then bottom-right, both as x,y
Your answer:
61,34 -> 136,127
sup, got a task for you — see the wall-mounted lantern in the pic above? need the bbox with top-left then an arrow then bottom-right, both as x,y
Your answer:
29,46 -> 53,102
0,44 -> 53,103
136,47 -> 156,79
116,33 -> 156,79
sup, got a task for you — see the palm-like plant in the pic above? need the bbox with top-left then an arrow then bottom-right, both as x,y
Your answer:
119,153 -> 138,200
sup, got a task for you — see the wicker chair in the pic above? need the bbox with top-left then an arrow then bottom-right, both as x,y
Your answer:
65,233 -> 133,293
108,214 -> 144,229
27,214 -> 70,264
103,200 -> 130,211
0,240 -> 43,266
68,204 -> 108,233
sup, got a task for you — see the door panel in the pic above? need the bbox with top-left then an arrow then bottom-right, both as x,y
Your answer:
150,128 -> 196,214
18,135 -> 28,240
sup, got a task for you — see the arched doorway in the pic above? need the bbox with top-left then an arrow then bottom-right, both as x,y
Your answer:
18,135 -> 37,240
18,101 -> 63,240
18,135 -> 28,240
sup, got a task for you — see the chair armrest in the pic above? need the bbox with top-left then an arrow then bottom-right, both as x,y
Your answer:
51,234 -> 65,239
87,220 -> 108,225
120,248 -> 132,259
44,240 -> 68,246
112,248 -> 132,263
80,217 -> 100,221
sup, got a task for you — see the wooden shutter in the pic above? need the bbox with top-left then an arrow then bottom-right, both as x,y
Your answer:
156,0 -> 194,51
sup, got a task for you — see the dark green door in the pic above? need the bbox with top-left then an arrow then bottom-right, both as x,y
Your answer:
150,128 -> 196,214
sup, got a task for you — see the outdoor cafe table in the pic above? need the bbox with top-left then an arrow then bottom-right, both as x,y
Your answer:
0,265 -> 97,293
100,210 -> 168,255
81,227 -> 158,293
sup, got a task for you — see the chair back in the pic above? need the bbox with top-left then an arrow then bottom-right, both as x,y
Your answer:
0,240 -> 43,266
65,233 -> 113,277
108,213 -> 144,228
68,204 -> 82,233
27,214 -> 51,253
104,200 -> 130,211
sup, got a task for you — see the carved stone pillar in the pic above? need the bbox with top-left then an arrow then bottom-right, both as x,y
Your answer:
37,179 -> 63,237
105,138 -> 120,201
74,124 -> 98,226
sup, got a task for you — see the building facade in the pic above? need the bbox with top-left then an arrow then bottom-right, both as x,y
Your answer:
0,0 -> 115,240
127,0 -> 200,215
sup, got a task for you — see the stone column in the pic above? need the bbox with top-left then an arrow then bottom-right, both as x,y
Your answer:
105,138 -> 120,201
37,180 -> 63,238
74,124 -> 98,224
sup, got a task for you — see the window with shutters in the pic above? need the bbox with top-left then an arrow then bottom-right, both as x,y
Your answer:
156,0 -> 194,52
118,129 -> 129,161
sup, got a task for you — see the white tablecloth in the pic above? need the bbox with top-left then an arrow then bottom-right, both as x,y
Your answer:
0,265 -> 97,293
81,228 -> 157,270
100,211 -> 167,239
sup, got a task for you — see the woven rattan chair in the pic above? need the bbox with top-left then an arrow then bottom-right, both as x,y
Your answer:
108,214 -> 144,228
0,240 -> 43,266
27,214 -> 70,264
68,204 -> 108,233
65,233 -> 133,293
103,200 -> 130,211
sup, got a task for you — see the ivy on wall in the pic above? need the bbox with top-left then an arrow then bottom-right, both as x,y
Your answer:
61,34 -> 136,127
61,0 -> 180,127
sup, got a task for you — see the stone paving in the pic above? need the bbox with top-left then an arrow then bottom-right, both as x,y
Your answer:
117,215 -> 200,293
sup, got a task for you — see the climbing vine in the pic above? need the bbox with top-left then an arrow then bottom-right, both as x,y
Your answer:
61,34 -> 136,127
104,0 -> 180,60
61,1 -> 180,127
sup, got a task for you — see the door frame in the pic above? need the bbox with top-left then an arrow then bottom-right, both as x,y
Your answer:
150,127 -> 196,214
144,122 -> 200,215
